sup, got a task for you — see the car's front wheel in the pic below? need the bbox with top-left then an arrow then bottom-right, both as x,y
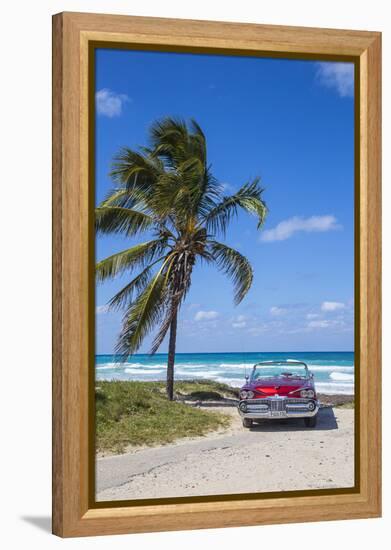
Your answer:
242,418 -> 253,428
304,415 -> 318,428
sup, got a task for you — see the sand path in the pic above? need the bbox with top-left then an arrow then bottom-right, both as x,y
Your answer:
96,405 -> 354,501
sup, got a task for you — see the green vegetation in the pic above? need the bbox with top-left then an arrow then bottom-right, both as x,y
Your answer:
334,400 -> 355,409
174,379 -> 239,400
95,380 -> 233,454
95,117 -> 267,399
318,393 -> 354,408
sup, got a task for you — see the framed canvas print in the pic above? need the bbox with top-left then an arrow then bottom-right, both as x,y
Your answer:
52,12 -> 381,537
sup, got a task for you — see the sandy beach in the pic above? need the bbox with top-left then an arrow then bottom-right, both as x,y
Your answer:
96,400 -> 354,501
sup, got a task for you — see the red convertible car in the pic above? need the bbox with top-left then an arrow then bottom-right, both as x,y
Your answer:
238,360 -> 319,428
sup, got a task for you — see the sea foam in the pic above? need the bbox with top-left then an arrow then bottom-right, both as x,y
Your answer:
329,372 -> 355,381
124,368 -> 164,374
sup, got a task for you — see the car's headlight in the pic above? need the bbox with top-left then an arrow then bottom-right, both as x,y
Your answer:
300,389 -> 315,398
240,390 -> 254,399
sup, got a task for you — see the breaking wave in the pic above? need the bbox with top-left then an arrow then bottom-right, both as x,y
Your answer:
329,372 -> 355,381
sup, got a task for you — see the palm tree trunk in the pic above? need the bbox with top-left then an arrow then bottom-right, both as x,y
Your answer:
166,310 -> 178,400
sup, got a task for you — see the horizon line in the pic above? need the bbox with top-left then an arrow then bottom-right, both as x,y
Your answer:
95,350 -> 355,356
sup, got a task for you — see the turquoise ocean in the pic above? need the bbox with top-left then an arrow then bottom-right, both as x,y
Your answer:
95,351 -> 354,395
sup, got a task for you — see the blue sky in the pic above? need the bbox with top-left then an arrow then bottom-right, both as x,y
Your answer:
95,48 -> 355,354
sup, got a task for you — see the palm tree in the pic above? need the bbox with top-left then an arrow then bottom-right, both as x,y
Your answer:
96,118 -> 267,400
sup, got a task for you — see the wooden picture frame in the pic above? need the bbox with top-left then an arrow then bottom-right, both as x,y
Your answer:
52,11 -> 381,537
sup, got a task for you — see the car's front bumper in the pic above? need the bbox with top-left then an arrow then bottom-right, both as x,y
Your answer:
238,397 -> 319,419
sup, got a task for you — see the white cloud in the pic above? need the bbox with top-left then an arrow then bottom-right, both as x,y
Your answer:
270,306 -> 287,316
315,62 -> 354,98
194,310 -> 219,321
307,320 -> 331,329
321,301 -> 345,312
260,215 -> 341,242
96,88 -> 130,117
307,319 -> 347,330
232,314 -> 247,328
96,305 -> 109,314
306,313 -> 320,320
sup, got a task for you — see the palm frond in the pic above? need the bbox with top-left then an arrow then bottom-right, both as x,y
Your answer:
115,258 -> 174,357
107,259 -> 163,310
188,118 -> 207,165
147,171 -> 182,217
194,166 -> 222,218
150,117 -> 189,153
96,239 -> 167,283
150,117 -> 208,172
209,241 -> 253,304
95,206 -> 154,237
99,188 -> 132,208
205,178 -> 267,235
99,187 -> 155,219
149,305 -> 176,355
110,147 -> 163,193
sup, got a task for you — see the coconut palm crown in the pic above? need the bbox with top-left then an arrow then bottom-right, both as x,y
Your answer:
96,117 -> 267,399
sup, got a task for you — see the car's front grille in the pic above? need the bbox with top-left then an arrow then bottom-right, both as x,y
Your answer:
270,399 -> 285,412
244,398 -> 315,413
286,398 -> 315,412
246,402 -> 269,412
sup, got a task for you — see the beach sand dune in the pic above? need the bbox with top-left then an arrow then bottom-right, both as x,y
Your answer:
96,405 -> 354,501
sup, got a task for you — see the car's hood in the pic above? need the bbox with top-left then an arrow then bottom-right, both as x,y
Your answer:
245,376 -> 312,397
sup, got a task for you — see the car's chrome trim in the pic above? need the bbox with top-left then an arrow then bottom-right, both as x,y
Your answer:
238,397 -> 319,419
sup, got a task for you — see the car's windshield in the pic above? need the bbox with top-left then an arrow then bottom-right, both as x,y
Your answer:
251,362 -> 309,380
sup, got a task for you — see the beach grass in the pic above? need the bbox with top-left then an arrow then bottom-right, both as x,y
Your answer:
318,394 -> 354,408
96,380 -> 232,454
334,400 -> 355,409
174,379 -> 239,400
